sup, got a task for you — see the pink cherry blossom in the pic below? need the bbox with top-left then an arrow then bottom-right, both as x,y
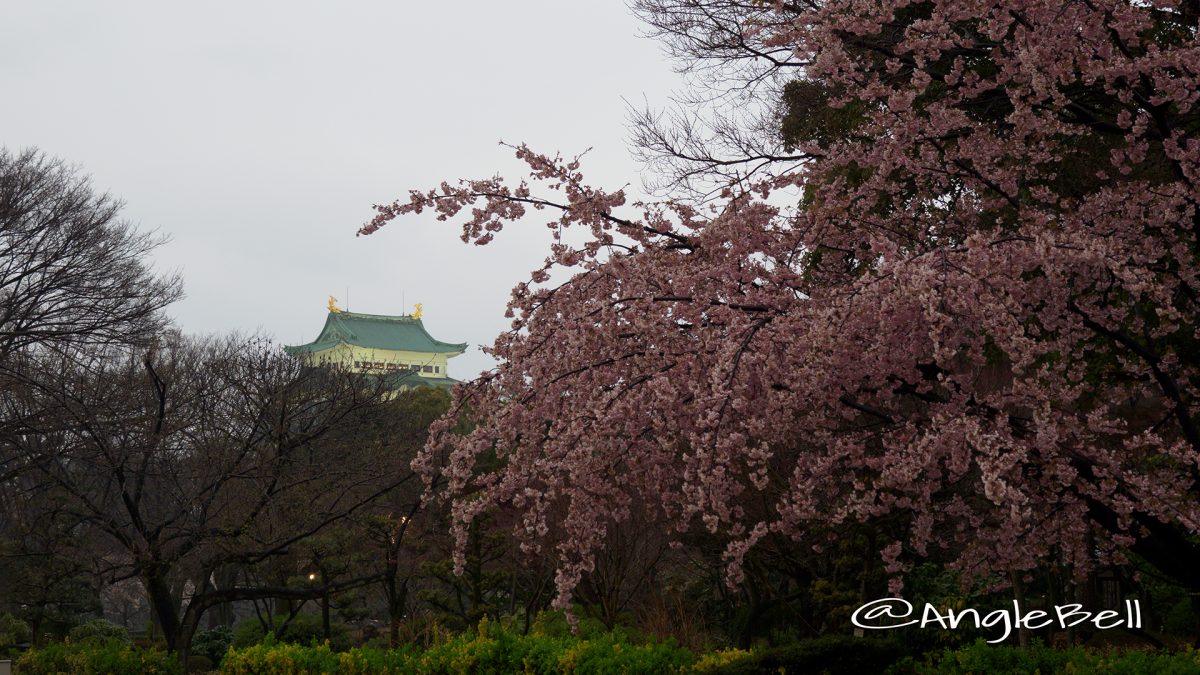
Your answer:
364,1 -> 1200,608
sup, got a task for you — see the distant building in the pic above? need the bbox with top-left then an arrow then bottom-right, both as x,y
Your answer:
284,300 -> 465,390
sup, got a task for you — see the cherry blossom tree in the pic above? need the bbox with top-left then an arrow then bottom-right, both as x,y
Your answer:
363,0 -> 1200,617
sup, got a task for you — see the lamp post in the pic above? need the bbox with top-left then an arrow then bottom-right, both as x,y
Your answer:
305,570 -> 330,640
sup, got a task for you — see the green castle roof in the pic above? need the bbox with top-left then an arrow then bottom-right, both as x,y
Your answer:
284,311 -> 467,356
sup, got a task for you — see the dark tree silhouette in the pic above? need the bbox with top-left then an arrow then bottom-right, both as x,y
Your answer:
0,148 -> 182,360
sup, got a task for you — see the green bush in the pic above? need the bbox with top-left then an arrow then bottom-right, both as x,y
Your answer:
0,613 -> 31,657
15,639 -> 179,674
193,625 -> 234,666
215,629 -> 1200,675
222,640 -> 341,674
1162,595 -> 1196,637
387,613 -> 451,650
221,619 -> 694,674
231,613 -> 352,651
559,633 -> 694,674
329,645 -> 418,674
690,648 -> 756,673
187,654 -> 214,672
694,635 -> 906,675
230,617 -> 264,649
918,640 -> 1200,674
222,639 -> 417,674
66,618 -> 131,646
764,635 -> 907,674
528,609 -> 612,640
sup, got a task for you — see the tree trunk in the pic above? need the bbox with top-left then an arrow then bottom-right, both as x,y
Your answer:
1011,573 -> 1030,648
145,572 -> 181,652
30,617 -> 43,647
145,570 -> 216,669
173,601 -> 207,671
386,573 -> 408,648
322,591 -> 331,641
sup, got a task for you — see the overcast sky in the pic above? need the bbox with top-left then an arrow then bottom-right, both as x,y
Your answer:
1,1 -> 681,379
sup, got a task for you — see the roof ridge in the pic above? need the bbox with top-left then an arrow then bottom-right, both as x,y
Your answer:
287,310 -> 466,355
337,310 -> 417,321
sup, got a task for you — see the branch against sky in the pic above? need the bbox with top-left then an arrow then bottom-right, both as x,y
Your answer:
0,147 -> 182,362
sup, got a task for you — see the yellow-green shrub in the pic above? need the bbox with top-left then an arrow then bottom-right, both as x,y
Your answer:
220,621 -> 695,674
16,640 -> 179,674
918,640 -> 1200,675
691,648 -> 755,673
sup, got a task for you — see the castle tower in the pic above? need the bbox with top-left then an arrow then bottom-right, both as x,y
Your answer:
284,301 -> 466,390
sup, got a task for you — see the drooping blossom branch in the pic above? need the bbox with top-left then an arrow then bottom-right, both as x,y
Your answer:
364,0 -> 1200,610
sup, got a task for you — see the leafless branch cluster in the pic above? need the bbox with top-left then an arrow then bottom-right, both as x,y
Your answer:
0,148 -> 182,361
629,0 -> 814,197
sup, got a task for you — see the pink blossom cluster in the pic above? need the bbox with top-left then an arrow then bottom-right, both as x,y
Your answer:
364,1 -> 1200,608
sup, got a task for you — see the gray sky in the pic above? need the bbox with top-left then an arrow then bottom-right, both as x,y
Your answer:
1,1 -> 680,379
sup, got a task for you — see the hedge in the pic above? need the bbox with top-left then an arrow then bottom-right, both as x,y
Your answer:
15,639 -> 179,674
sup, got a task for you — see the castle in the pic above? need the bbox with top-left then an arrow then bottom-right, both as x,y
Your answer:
284,299 -> 465,390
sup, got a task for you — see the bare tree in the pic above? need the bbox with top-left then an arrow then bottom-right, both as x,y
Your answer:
3,334 -> 418,662
576,519 -> 670,630
0,147 -> 183,638
0,148 -> 182,360
629,0 -> 815,196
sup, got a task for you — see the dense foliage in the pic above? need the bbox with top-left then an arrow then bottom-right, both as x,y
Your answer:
15,639 -> 180,675
65,618 -> 130,646
0,613 -> 30,658
192,625 -> 234,668
213,631 -> 1200,674
915,640 -> 1200,674
220,619 -> 695,675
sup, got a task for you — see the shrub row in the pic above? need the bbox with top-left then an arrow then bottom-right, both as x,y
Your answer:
14,639 -> 179,674
15,631 -> 1200,674
220,625 -> 696,674
694,635 -> 906,674
219,636 -> 1200,675
914,640 -> 1200,675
